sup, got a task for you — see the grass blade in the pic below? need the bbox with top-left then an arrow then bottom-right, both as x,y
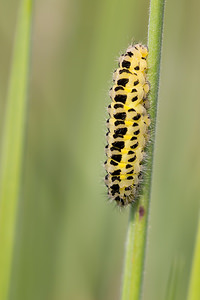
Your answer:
165,258 -> 184,300
120,0 -> 165,299
187,215 -> 200,300
0,0 -> 33,299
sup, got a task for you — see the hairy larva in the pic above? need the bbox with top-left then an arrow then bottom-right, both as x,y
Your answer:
104,44 -> 150,207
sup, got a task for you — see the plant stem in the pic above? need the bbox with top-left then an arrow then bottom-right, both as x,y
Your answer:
0,0 -> 33,299
121,0 -> 165,299
187,215 -> 200,300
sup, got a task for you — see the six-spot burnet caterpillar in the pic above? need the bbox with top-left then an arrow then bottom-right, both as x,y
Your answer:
104,44 -> 150,207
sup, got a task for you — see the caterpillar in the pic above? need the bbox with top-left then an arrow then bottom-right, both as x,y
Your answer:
104,43 -> 150,207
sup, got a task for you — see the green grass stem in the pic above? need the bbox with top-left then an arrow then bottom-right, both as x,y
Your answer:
187,215 -> 200,300
0,0 -> 33,299
120,0 -> 165,299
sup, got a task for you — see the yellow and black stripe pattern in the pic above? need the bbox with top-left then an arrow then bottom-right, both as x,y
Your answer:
104,44 -> 150,207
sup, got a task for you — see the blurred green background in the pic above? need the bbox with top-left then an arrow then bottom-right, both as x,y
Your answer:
0,0 -> 200,299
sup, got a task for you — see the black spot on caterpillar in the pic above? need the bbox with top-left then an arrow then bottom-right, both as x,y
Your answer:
104,43 -> 150,207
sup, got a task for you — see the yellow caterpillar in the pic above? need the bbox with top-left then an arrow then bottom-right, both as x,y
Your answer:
104,44 -> 150,206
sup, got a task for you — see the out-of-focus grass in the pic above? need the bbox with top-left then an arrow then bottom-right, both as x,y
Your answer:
187,215 -> 200,300
0,0 -> 32,299
0,0 -> 199,300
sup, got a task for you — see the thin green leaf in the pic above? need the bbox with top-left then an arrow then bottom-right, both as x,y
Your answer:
187,215 -> 200,300
0,0 -> 33,299
120,0 -> 165,299
165,258 -> 184,300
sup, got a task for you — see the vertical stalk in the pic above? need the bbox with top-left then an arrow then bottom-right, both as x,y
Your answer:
0,0 -> 33,299
187,215 -> 200,300
121,0 -> 165,299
